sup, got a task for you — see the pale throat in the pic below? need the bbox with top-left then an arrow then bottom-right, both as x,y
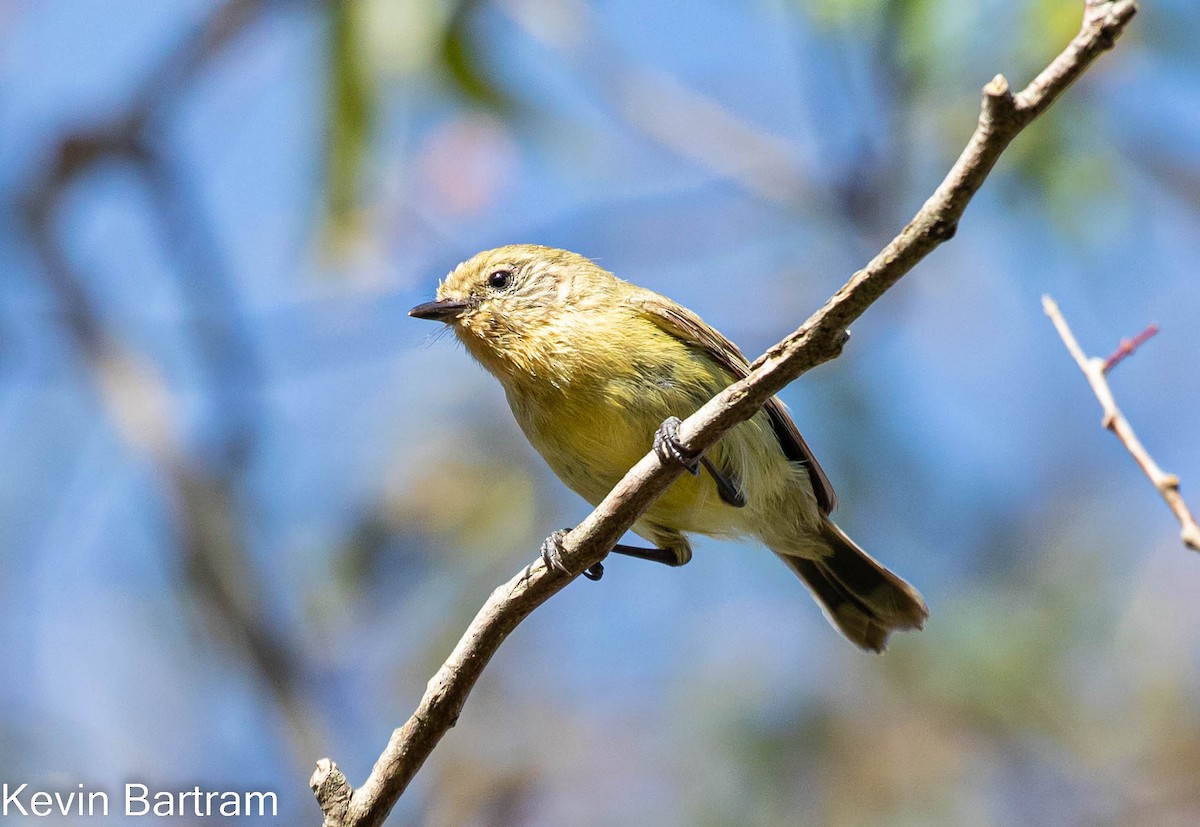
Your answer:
456,309 -> 626,398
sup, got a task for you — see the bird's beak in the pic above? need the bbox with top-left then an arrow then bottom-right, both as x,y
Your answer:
409,298 -> 469,323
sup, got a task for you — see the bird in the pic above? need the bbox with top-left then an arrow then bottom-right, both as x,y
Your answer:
410,244 -> 927,651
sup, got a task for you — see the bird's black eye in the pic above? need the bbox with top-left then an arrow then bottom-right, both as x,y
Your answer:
487,269 -> 513,290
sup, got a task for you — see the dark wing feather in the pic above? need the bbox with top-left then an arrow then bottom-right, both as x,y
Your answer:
629,290 -> 838,514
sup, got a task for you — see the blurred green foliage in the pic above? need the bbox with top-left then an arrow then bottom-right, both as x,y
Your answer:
439,0 -> 518,112
327,0 -> 373,244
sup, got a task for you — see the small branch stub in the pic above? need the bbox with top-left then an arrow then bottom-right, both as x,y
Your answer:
982,73 -> 1017,123
1042,296 -> 1200,553
312,759 -> 352,826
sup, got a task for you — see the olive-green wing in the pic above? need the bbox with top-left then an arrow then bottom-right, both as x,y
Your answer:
629,289 -> 838,514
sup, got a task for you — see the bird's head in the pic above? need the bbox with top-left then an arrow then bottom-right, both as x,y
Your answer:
412,244 -> 601,342
410,244 -> 616,380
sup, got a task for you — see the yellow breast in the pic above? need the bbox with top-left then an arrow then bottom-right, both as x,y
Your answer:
490,311 -> 757,534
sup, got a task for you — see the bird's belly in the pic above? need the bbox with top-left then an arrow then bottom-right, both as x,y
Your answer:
507,383 -> 751,537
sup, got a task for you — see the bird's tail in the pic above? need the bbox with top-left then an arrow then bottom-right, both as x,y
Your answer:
773,518 -> 928,652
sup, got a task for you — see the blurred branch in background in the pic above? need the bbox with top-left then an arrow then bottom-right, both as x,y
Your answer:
495,0 -> 819,210
1043,296 -> 1200,552
18,0 -> 323,763
311,2 -> 1139,824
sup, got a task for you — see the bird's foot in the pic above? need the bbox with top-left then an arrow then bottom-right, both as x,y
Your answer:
540,529 -> 605,581
653,416 -> 699,475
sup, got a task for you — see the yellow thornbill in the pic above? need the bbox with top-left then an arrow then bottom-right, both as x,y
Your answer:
410,245 -> 927,651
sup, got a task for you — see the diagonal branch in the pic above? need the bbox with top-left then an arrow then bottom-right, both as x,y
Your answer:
312,2 -> 1139,824
1042,297 -> 1200,552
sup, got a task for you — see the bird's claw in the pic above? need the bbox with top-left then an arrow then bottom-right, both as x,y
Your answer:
540,529 -> 573,575
653,416 -> 699,475
540,529 -> 605,581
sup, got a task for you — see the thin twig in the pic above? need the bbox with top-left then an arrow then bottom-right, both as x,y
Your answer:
1042,297 -> 1200,552
313,3 -> 1139,824
1103,323 -> 1159,373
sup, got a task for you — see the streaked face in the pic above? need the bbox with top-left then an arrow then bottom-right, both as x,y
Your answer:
409,245 -> 589,345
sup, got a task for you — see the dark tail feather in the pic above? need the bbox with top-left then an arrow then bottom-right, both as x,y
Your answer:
776,519 -> 928,652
